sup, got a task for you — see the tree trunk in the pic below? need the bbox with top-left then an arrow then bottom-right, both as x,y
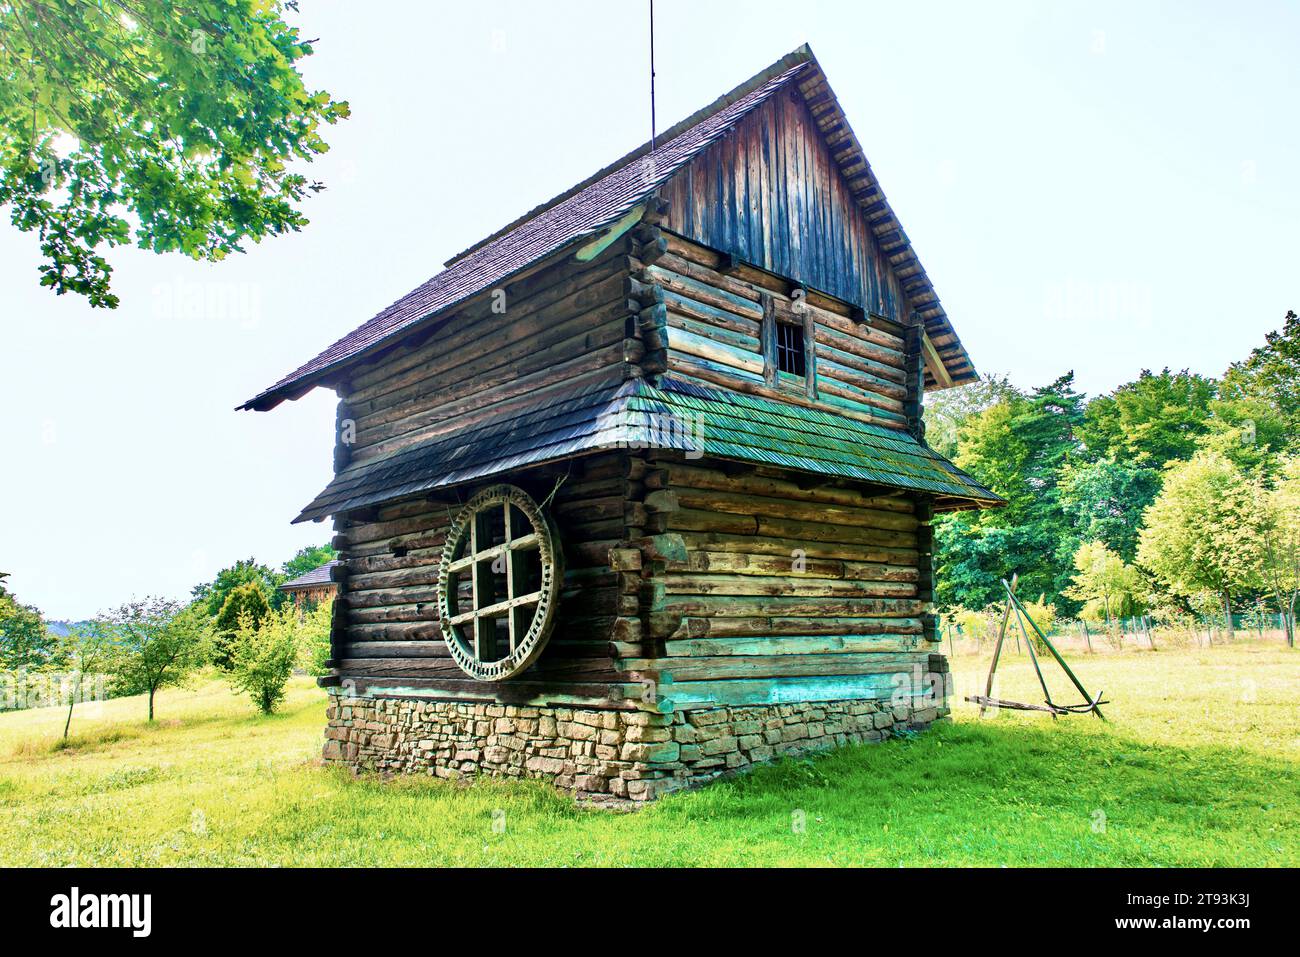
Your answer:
148,687 -> 156,722
1222,592 -> 1234,640
63,672 -> 82,740
1287,596 -> 1296,649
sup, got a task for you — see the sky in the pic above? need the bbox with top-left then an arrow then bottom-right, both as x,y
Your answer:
2,0 -> 1296,620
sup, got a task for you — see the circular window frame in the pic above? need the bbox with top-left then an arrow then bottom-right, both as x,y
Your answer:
435,484 -> 563,681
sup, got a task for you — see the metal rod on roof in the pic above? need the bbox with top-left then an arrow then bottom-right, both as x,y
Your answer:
649,0 -> 657,153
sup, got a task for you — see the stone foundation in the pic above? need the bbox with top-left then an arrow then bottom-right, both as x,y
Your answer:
323,690 -> 949,805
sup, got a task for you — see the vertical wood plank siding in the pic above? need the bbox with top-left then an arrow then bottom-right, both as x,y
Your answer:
660,90 -> 907,325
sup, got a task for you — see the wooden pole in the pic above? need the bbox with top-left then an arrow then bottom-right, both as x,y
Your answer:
979,574 -> 1018,717
1007,585 -> 1056,719
1007,588 -> 1106,721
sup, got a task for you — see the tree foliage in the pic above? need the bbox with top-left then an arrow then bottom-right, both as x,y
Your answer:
1058,459 -> 1162,562
922,372 -> 1022,459
54,620 -> 115,739
1222,310 -> 1300,446
0,0 -> 348,307
1064,541 -> 1145,625
1079,368 -> 1216,466
227,606 -> 298,714
938,310 -> 1297,620
0,581 -> 53,670
195,558 -> 278,617
1261,455 -> 1300,646
937,374 -> 1084,608
282,543 -> 336,581
299,597 -> 333,677
213,581 -> 269,669
1136,452 -> 1267,619
106,598 -> 211,720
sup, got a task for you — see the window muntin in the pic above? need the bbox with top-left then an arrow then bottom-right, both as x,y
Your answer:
436,484 -> 562,681
775,321 -> 806,377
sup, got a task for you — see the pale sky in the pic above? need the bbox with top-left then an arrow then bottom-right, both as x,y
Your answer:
2,0 -> 1296,620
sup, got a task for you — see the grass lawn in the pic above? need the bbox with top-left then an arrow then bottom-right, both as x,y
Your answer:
1,643 -> 1295,866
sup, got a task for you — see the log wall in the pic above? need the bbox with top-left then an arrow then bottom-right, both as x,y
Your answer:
327,453 -> 641,706
638,230 -> 911,428
335,240 -> 638,468
629,455 -> 942,710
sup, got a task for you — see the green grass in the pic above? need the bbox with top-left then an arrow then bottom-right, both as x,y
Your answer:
1,645 -> 1296,866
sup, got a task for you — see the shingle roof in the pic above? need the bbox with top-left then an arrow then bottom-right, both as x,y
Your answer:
279,560 -> 341,590
292,377 -> 1002,523
241,44 -> 975,411
241,51 -> 813,411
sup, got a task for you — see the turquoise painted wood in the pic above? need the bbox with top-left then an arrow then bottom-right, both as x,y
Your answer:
658,672 -> 928,710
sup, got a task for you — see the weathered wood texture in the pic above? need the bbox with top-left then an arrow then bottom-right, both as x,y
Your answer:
336,241 -> 637,467
328,453 -> 637,700
629,455 -> 940,708
637,229 -> 911,427
660,87 -> 908,326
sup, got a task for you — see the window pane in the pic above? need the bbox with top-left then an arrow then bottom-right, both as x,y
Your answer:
776,321 -> 805,377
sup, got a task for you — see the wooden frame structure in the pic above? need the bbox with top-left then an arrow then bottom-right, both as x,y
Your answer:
242,46 -> 1007,797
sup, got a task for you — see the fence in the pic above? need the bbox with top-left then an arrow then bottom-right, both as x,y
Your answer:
938,610 -> 1295,654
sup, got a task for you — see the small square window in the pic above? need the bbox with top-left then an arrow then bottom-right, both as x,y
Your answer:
775,321 -> 806,377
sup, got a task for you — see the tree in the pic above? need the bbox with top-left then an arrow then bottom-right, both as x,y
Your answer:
1136,451 -> 1268,637
1221,310 -> 1300,446
0,585 -> 53,670
1064,541 -> 1145,629
1080,369 -> 1217,466
213,581 -> 270,668
938,374 -> 1085,608
0,0 -> 348,308
228,606 -> 298,714
282,543 -> 337,581
1261,456 -> 1300,647
193,558 -> 279,617
1058,459 -> 1162,562
923,372 -> 1022,459
54,621 -> 114,739
108,599 -> 210,720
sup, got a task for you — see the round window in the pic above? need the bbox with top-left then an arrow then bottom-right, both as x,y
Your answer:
435,484 -> 563,681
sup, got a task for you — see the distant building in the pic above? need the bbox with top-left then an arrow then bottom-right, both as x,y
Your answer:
279,561 -> 340,611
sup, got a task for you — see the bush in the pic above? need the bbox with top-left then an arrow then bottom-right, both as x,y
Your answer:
227,608 -> 299,715
300,599 -> 333,677
951,606 -> 998,646
213,582 -> 271,670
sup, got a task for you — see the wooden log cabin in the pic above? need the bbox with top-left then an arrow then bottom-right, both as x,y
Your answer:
241,45 -> 1002,803
279,560 -> 340,612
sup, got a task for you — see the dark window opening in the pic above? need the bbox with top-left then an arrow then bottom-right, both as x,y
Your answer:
775,321 -> 806,377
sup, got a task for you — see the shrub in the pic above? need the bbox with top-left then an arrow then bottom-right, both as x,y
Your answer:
300,599 -> 333,677
227,608 -> 299,715
213,582 -> 271,670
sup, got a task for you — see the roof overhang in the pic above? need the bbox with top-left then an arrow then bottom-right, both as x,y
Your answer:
241,44 -> 978,413
293,377 -> 1003,524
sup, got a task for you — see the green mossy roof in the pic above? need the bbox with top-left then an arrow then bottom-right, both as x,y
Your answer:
294,377 -> 1001,522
